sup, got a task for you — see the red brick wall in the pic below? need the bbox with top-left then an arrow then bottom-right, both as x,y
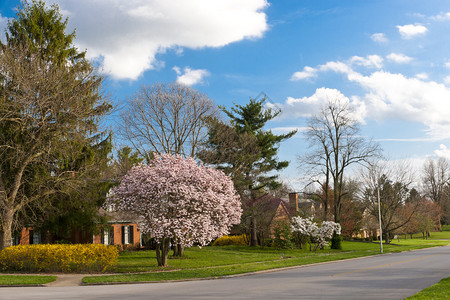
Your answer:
19,228 -> 31,245
17,223 -> 141,247
93,223 -> 141,246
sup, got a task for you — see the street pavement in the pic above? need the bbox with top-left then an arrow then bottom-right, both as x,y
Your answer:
0,245 -> 449,299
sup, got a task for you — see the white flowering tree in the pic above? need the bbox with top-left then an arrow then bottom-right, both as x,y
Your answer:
106,154 -> 242,266
291,217 -> 341,251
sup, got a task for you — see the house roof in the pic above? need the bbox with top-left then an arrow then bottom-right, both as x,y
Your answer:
98,208 -> 142,224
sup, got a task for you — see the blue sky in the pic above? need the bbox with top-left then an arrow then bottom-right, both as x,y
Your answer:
1,0 -> 450,189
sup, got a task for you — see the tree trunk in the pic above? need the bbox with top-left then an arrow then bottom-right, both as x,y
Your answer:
250,217 -> 258,247
155,238 -> 170,267
173,242 -> 184,257
384,230 -> 390,244
0,209 -> 14,250
258,231 -> 265,249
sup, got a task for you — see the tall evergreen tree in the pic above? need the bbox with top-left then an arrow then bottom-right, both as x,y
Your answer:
200,97 -> 296,246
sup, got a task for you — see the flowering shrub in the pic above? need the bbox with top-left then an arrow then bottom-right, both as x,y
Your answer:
291,217 -> 341,251
212,235 -> 248,246
0,244 -> 119,273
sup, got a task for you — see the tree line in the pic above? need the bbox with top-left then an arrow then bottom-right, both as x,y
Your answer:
1,1 -> 449,253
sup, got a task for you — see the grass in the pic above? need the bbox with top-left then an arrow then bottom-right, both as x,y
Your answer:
406,277 -> 450,299
0,275 -> 56,285
82,238 -> 450,284
397,226 -> 450,240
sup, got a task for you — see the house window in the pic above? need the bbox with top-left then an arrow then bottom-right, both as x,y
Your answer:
101,229 -> 109,245
109,226 -> 115,245
29,230 -> 41,245
122,225 -> 134,245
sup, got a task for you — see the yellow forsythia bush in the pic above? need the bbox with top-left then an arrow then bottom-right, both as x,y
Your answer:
0,244 -> 119,273
212,234 -> 248,246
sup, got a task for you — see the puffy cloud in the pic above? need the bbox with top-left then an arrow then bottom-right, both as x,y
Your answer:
396,24 -> 428,39
290,66 -> 318,81
445,61 -> 450,69
435,144 -> 450,159
173,66 -> 210,86
386,53 -> 413,64
289,57 -> 450,139
338,70 -> 450,139
277,87 -> 367,123
40,0 -> 269,80
349,55 -> 383,69
371,33 -> 388,43
290,55 -> 382,81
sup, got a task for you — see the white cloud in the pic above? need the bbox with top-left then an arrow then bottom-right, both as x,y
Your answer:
386,53 -> 413,64
431,12 -> 450,21
350,55 -> 383,69
173,66 -> 210,86
415,73 -> 428,80
290,55 -> 383,81
289,57 -> 450,140
345,73 -> 450,140
371,33 -> 388,43
290,66 -> 317,81
277,87 -> 367,123
445,61 -> 450,69
435,144 -> 450,159
444,75 -> 450,85
42,0 -> 268,80
396,24 -> 428,39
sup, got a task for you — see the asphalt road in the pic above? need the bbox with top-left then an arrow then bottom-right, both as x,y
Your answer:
1,245 -> 449,300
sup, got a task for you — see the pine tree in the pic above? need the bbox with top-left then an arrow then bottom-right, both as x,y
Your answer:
200,97 -> 296,246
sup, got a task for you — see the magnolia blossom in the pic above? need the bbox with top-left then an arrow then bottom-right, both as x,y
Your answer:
291,217 -> 341,250
106,153 -> 242,247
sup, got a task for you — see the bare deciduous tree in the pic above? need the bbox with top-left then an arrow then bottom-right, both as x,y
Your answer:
299,96 -> 381,223
421,157 -> 450,225
360,160 -> 418,243
422,157 -> 450,201
119,83 -> 217,159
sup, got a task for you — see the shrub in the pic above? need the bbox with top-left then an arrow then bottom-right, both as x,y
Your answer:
330,233 -> 343,249
0,244 -> 119,273
272,221 -> 294,249
212,235 -> 248,246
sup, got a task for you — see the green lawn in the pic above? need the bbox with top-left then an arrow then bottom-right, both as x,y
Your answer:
82,238 -> 450,284
406,277 -> 450,299
0,275 -> 56,285
397,227 -> 450,240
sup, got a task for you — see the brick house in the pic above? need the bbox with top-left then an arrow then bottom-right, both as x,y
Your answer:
267,192 -> 319,236
14,210 -> 142,247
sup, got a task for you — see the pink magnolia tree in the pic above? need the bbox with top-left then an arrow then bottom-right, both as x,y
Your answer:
106,153 -> 242,266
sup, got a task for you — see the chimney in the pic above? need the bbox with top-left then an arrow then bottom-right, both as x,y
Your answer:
289,192 -> 298,213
